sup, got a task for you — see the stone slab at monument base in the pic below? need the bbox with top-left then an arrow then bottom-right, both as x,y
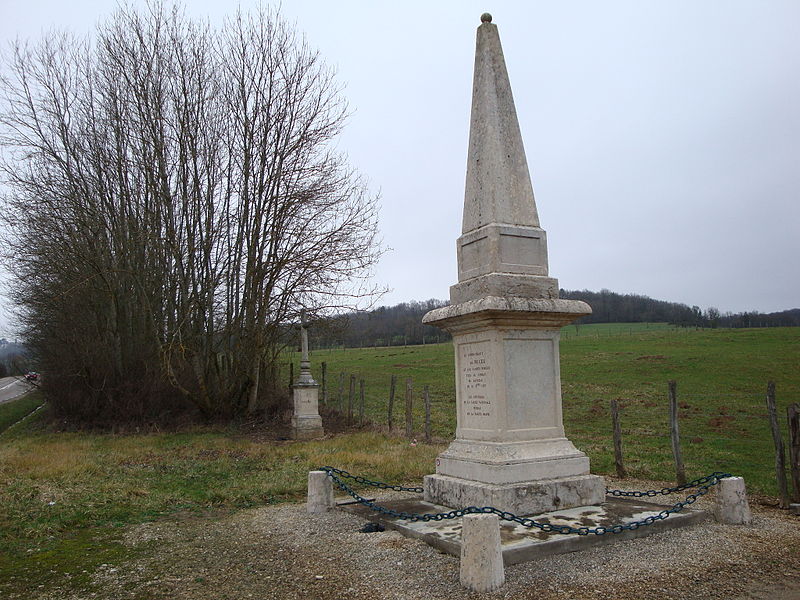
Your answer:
424,473 -> 605,516
342,497 -> 709,564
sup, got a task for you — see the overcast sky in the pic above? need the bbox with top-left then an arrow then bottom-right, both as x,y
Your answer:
1,1 -> 798,337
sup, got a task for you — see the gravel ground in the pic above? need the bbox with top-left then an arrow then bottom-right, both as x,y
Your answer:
35,482 -> 800,600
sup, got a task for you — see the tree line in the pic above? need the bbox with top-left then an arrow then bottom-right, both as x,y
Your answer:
0,4 -> 381,424
314,290 -> 800,348
313,299 -> 450,348
561,289 -> 800,328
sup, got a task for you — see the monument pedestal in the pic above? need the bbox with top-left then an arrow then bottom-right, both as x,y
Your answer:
422,296 -> 605,514
291,383 -> 324,440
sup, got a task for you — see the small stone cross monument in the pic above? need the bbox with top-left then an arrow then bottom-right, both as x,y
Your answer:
422,13 -> 605,514
291,310 -> 324,440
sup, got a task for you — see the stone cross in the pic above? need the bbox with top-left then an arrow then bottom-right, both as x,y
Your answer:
291,309 -> 323,439
296,309 -> 316,385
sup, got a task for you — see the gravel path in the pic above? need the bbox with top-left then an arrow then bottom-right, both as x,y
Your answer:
39,480 -> 800,600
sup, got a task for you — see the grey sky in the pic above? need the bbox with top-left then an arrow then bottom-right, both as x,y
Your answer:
1,1 -> 798,337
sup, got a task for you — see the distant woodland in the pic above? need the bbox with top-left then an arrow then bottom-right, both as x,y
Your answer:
313,290 -> 800,348
0,340 -> 28,377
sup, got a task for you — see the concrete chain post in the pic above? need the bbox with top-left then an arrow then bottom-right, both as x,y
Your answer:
307,470 -> 335,513
460,513 -> 504,592
714,476 -> 752,525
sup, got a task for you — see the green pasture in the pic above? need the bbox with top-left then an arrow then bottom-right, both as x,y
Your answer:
299,323 -> 800,497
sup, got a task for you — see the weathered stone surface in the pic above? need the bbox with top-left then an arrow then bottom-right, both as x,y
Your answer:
450,273 -> 561,304
462,20 -> 538,234
457,225 -> 549,279
307,470 -> 334,513
421,16 -> 601,514
292,385 -> 324,440
434,439 -> 591,482
460,513 -> 504,592
425,473 -> 605,515
343,496 -> 710,565
714,476 -> 752,525
423,296 -> 590,331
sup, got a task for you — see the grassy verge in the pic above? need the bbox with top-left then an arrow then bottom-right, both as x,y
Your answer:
0,389 -> 44,434
0,407 -> 441,596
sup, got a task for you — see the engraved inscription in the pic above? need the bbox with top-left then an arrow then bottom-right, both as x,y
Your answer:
460,344 -> 493,420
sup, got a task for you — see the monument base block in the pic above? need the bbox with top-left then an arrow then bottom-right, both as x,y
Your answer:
291,415 -> 324,440
424,473 -> 605,515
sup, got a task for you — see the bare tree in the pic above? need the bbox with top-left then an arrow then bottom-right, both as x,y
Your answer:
0,2 -> 382,423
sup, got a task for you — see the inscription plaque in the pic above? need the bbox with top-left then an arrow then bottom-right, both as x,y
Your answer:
459,341 -> 494,426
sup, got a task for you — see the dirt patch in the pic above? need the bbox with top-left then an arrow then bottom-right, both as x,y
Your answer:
636,355 -> 667,361
709,415 -> 736,429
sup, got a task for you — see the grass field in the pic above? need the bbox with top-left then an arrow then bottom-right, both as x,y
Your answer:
299,323 -> 800,497
1,323 -> 797,596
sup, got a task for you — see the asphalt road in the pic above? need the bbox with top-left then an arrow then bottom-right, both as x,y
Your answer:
0,376 -> 34,404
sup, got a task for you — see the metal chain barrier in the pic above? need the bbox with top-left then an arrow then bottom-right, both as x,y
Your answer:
606,472 -> 731,498
320,466 -> 731,536
322,466 -> 424,493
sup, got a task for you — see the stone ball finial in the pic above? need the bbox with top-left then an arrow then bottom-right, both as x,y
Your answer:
480,13 -> 492,23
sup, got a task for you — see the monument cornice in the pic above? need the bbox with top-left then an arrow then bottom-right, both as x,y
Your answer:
422,296 -> 591,333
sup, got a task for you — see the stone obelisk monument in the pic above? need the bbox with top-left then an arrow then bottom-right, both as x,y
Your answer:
291,310 -> 324,440
422,14 -> 604,514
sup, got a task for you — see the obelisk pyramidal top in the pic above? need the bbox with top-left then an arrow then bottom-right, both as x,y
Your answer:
450,13 -> 559,305
463,12 -> 539,232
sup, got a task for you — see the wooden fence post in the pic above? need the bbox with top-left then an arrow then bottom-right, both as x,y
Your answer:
338,372 -> 345,412
610,399 -> 627,478
321,362 -> 327,405
405,378 -> 413,439
348,375 -> 356,424
388,374 -> 396,430
788,403 -> 800,502
766,381 -> 790,508
359,379 -> 365,426
424,385 -> 432,444
668,381 -> 686,485
289,362 -> 294,388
